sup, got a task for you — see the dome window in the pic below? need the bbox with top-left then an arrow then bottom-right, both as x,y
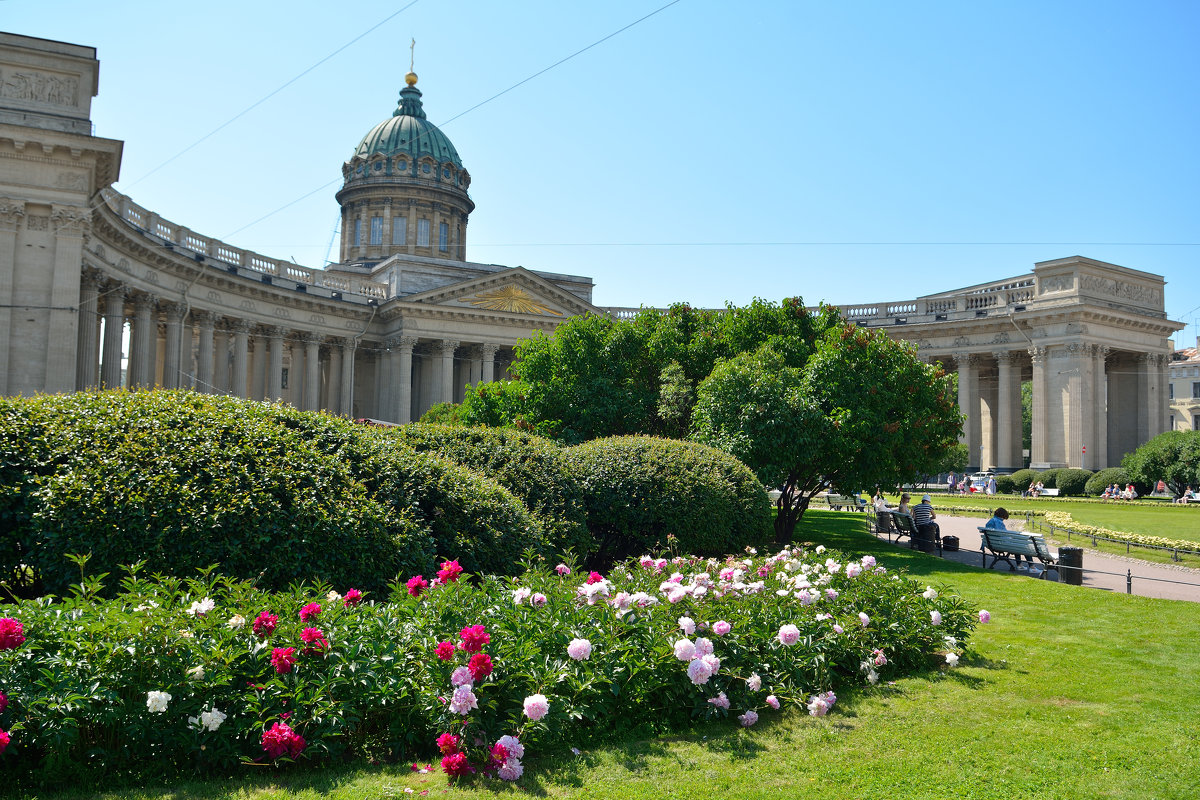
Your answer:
373,162 -> 384,172
422,163 -> 431,174
442,167 -> 451,179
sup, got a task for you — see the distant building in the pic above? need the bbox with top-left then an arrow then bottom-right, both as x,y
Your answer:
1168,338 -> 1200,431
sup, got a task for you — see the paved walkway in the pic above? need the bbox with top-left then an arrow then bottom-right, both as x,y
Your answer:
874,514 -> 1200,603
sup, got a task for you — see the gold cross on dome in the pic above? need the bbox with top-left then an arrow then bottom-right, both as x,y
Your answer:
410,39 -> 416,73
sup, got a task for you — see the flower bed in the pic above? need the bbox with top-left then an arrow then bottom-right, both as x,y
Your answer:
1042,511 -> 1200,553
0,547 -> 984,787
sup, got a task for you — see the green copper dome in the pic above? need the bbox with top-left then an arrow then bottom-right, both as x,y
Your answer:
352,83 -> 463,168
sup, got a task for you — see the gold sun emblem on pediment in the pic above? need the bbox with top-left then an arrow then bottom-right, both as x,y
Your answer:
467,285 -> 563,316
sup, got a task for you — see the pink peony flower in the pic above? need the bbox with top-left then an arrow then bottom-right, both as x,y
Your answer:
930,610 -> 942,626
687,658 -> 712,685
343,588 -> 363,607
468,652 -> 494,681
253,611 -> 277,638
567,638 -> 592,660
448,685 -> 478,715
777,624 -> 801,646
512,587 -> 532,605
271,647 -> 297,674
712,620 -> 732,636
261,721 -> 305,759
530,592 -> 548,607
673,639 -> 696,661
497,735 -> 525,760
796,589 -> 814,606
451,666 -> 474,687
437,732 -> 460,755
739,710 -> 759,727
406,575 -> 428,597
299,602 -> 321,623
708,692 -> 730,709
701,653 -> 721,675
825,589 -> 839,601
807,690 -> 837,717
832,624 -> 844,634
585,571 -> 605,584
845,563 -> 862,578
523,693 -> 550,721
858,612 -> 870,628
555,563 -> 571,576
299,627 -> 328,655
437,559 -> 464,583
694,637 -> 715,657
441,751 -> 473,777
434,641 -> 455,661
979,609 -> 991,624
747,673 -> 762,692
497,760 -> 524,781
459,624 -> 490,654
862,555 -> 877,569
766,694 -> 780,710
0,728 -> 8,754
873,648 -> 888,667
678,616 -> 696,636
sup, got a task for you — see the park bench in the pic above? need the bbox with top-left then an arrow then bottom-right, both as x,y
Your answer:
1026,487 -> 1060,497
889,512 -> 943,555
978,528 -> 1058,576
825,494 -> 867,512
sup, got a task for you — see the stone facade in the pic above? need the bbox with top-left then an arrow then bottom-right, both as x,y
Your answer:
0,32 -> 1187,468
1168,338 -> 1200,432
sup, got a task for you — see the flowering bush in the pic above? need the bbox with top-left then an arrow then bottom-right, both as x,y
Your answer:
0,544 -> 980,787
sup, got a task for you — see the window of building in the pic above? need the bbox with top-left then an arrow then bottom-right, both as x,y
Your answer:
353,218 -> 362,247
392,216 -> 406,245
1170,383 -> 1175,399
1170,414 -> 1176,430
422,162 -> 431,174
1195,414 -> 1200,431
417,218 -> 430,247
281,367 -> 289,390
1193,381 -> 1200,399
369,216 -> 383,245
438,221 -> 449,252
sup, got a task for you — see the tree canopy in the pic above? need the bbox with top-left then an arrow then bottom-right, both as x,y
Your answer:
1122,430 -> 1200,497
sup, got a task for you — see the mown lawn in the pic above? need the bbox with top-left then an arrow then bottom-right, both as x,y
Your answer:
21,511 -> 1200,800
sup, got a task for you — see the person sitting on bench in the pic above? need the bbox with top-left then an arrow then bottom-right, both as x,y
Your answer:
985,507 -> 1033,567
913,494 -> 940,541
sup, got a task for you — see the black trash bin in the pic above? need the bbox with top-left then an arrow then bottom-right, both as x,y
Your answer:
915,524 -> 938,554
942,535 -> 960,552
1058,546 -> 1084,586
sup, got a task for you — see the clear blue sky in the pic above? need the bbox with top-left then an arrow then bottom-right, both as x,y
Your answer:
8,1 -> 1199,337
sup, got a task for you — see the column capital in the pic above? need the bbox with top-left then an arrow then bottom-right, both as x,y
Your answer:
1135,352 -> 1157,364
263,326 -> 286,341
194,310 -> 219,329
81,266 -> 105,289
231,319 -> 254,335
0,197 -> 26,231
299,332 -> 322,346
163,301 -> 188,323
1027,345 -> 1048,363
953,351 -> 980,368
399,335 -> 420,350
133,292 -> 158,312
340,336 -> 357,351
479,342 -> 501,358
992,349 -> 1021,364
1064,342 -> 1093,359
438,339 -> 460,355
51,204 -> 92,236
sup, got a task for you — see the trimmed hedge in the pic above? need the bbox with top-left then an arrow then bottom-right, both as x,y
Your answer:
392,423 -> 591,558
994,474 -> 1018,495
1036,468 -> 1063,489
1055,468 -> 1094,497
1009,468 -> 1040,491
566,435 -> 772,564
0,391 -> 548,594
1085,467 -> 1130,496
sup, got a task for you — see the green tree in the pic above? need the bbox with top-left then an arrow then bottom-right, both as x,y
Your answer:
1121,430 -> 1200,497
691,325 -> 962,542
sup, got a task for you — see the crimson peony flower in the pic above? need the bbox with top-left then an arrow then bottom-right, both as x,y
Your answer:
0,729 -> 9,754
261,721 -> 305,759
585,571 -> 605,585
437,560 -> 463,583
0,619 -> 25,650
441,751 -> 473,777
459,624 -> 490,654
252,611 -> 278,638
434,641 -> 455,661
343,588 -> 363,607
468,652 -> 493,681
436,732 -> 460,755
300,627 -> 329,655
299,603 -> 321,623
271,647 -> 297,674
406,575 -> 428,597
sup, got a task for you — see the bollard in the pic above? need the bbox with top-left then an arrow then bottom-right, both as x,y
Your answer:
1058,546 -> 1084,586
1127,569 -> 1132,594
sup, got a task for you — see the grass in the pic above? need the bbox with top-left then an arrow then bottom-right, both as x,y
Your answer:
19,510 -> 1200,800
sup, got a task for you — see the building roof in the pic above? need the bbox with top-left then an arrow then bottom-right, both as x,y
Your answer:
351,78 -> 463,168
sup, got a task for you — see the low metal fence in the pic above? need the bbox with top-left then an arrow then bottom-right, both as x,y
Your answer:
1025,514 -> 1200,563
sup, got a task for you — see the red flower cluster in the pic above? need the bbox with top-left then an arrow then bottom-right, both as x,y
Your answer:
459,624 -> 490,654
436,732 -> 460,755
434,641 -> 455,661
585,571 -> 605,585
343,588 -> 363,607
437,560 -> 463,584
468,652 -> 493,681
300,627 -> 328,656
253,611 -> 278,638
299,602 -> 322,623
271,647 -> 297,674
261,721 -> 306,759
0,729 -> 9,755
441,751 -> 473,777
406,575 -> 428,597
0,618 -> 25,650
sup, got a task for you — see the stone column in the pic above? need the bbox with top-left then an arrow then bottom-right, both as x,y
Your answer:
162,302 -> 187,389
1138,353 -> 1159,446
437,339 -> 459,405
265,327 -> 285,400
303,334 -> 321,411
129,294 -> 158,389
956,353 -> 981,471
213,324 -> 231,394
480,343 -> 499,384
327,342 -> 343,413
1158,354 -> 1171,438
0,200 -> 25,396
76,269 -> 102,390
407,200 -> 418,255
46,206 -> 92,393
195,312 -> 216,394
994,351 -> 1022,472
396,335 -> 418,423
1064,344 -> 1095,469
100,284 -> 127,389
231,321 -> 251,398
340,338 -> 357,417
382,198 -> 393,257
1028,346 -> 1049,467
1093,346 -> 1109,469
377,340 -> 395,420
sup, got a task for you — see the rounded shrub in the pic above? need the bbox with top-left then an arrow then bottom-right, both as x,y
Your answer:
392,423 -> 591,558
1055,468 -> 1094,497
994,474 -> 1018,495
1009,468 -> 1040,491
1037,468 -> 1063,489
566,435 -> 772,565
1085,467 -> 1130,496
4,391 -> 426,595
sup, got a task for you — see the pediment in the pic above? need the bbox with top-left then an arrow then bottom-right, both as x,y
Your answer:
401,267 -> 598,318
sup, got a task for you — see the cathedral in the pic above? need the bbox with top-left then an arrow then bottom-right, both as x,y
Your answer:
0,32 -> 1183,470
